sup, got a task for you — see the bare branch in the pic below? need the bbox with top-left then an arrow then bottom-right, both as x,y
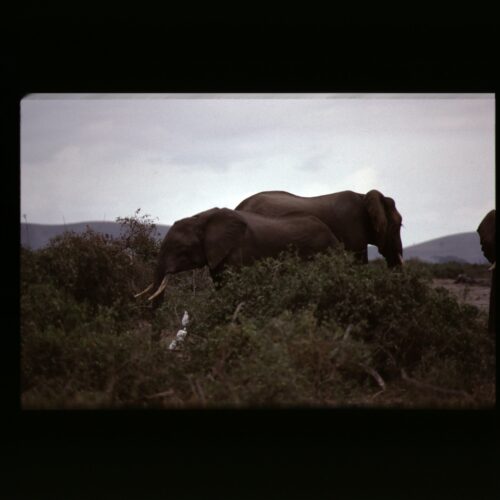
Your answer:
231,301 -> 245,323
195,379 -> 206,406
358,363 -> 386,390
143,389 -> 175,400
370,390 -> 386,400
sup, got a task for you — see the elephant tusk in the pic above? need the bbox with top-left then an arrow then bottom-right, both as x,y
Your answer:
148,276 -> 168,301
489,262 -> 495,271
134,283 -> 154,298
398,253 -> 404,265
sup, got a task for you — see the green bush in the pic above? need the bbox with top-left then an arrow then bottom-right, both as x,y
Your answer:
177,250 -> 493,401
20,219 -> 495,409
21,211 -> 161,320
34,230 -> 138,313
116,208 -> 161,264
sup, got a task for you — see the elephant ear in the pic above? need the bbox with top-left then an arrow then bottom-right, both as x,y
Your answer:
204,208 -> 248,270
364,190 -> 389,249
477,209 -> 495,242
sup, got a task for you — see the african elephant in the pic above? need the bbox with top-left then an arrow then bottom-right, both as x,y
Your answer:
477,209 -> 495,333
136,207 -> 339,308
235,190 -> 404,267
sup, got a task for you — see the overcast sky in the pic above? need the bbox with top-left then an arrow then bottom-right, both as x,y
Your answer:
21,93 -> 495,246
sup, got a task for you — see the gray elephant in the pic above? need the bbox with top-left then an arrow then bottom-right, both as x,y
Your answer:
477,209 -> 495,333
235,189 -> 404,267
136,207 -> 339,308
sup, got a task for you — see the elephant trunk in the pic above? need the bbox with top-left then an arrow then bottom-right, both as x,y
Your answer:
386,251 -> 404,268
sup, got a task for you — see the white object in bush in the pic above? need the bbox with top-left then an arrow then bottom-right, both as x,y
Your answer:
168,310 -> 189,350
176,328 -> 187,341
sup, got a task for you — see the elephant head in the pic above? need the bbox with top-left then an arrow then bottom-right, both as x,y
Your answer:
477,209 -> 496,334
143,208 -> 247,307
364,190 -> 403,268
477,209 -> 495,265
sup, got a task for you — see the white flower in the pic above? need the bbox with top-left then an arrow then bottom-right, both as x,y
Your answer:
182,310 -> 190,327
168,339 -> 178,350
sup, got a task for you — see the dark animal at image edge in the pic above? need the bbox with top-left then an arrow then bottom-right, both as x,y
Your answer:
135,207 -> 339,308
477,209 -> 496,334
235,190 -> 404,267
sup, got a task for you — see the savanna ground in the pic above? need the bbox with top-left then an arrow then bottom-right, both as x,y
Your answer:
431,277 -> 491,313
20,212 -> 495,409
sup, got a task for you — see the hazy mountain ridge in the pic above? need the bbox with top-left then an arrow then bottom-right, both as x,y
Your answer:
21,222 -> 488,264
368,232 -> 488,264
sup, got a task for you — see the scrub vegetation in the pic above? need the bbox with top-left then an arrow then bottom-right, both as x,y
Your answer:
21,212 -> 495,409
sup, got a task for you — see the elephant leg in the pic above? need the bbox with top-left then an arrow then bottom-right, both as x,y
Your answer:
488,269 -> 495,334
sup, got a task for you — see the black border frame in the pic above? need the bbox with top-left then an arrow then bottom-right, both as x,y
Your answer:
10,15 -> 498,498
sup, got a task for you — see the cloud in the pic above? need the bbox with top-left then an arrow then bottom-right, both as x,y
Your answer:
21,95 -> 495,245
340,167 -> 379,194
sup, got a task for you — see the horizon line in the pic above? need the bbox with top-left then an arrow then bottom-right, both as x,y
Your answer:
19,220 -> 479,248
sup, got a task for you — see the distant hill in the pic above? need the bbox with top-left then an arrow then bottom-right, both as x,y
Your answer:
368,232 -> 488,264
20,221 -> 170,250
21,222 -> 487,264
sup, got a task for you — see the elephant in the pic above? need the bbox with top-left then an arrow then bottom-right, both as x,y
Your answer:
136,207 -> 339,308
477,209 -> 495,334
235,189 -> 404,267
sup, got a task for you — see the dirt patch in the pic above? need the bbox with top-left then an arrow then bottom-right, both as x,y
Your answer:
431,278 -> 491,312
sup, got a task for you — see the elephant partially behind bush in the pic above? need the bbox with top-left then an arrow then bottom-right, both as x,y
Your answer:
477,209 -> 495,334
136,207 -> 339,308
235,189 -> 404,267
